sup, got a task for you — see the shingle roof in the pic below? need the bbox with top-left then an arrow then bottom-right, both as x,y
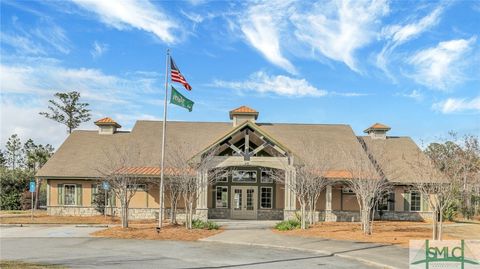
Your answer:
359,136 -> 442,183
363,123 -> 390,133
36,120 -> 375,179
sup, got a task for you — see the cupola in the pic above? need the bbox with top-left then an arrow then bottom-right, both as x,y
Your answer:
94,117 -> 121,135
229,106 -> 259,127
364,123 -> 390,139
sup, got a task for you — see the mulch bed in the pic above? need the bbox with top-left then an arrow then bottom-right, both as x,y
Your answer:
91,223 -> 222,241
274,221 -> 457,247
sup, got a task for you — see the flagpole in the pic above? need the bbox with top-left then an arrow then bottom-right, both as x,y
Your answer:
159,48 -> 170,229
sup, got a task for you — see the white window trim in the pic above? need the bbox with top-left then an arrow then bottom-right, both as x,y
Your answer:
216,186 -> 228,208
232,170 -> 257,183
410,191 -> 422,212
260,187 -> 273,209
64,184 -> 77,206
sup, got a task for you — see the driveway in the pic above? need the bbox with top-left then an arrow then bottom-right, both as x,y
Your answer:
0,225 -> 373,269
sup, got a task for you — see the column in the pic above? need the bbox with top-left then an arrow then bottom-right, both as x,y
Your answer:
325,185 -> 334,222
195,171 -> 208,220
283,167 -> 297,220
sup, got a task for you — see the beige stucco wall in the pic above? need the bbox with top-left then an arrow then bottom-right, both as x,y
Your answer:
342,194 -> 359,211
49,180 -> 166,209
48,179 -> 94,206
395,185 -> 406,211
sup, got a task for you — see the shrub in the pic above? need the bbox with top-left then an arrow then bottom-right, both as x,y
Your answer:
191,219 -> 220,230
275,219 -> 301,231
0,168 -> 32,210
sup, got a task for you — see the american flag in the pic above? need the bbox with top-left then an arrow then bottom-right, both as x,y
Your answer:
170,57 -> 192,91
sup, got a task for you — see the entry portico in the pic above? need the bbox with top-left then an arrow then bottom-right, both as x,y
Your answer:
37,105 -> 436,221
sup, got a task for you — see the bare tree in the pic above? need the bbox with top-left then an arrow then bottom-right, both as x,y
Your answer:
408,146 -> 457,240
271,140 -> 332,229
97,143 -> 154,228
167,143 -> 223,229
342,146 -> 391,235
164,176 -> 182,224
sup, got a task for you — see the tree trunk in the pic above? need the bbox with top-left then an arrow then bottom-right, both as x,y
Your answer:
34,178 -> 40,210
432,208 -> 438,240
439,209 -> 444,241
300,201 -> 306,229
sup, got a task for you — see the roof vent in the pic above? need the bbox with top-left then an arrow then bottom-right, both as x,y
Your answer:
229,106 -> 259,127
364,123 -> 390,139
94,117 -> 121,135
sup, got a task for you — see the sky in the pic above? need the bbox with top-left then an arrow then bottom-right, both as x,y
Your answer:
1,0 -> 479,150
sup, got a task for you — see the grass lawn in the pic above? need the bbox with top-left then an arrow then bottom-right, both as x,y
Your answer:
273,221 -> 480,247
0,210 -> 34,215
0,260 -> 66,269
91,222 -> 222,241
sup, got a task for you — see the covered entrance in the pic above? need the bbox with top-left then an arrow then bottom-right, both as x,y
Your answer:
231,186 -> 257,219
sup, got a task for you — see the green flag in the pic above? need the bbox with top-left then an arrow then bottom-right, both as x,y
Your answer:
170,86 -> 194,112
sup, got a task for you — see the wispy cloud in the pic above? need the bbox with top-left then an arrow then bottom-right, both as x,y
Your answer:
407,37 -> 476,90
70,0 -> 179,44
291,0 -> 389,73
91,41 -> 108,58
397,90 -> 424,102
377,5 -> 444,78
1,18 -> 71,55
211,71 -> 326,97
433,96 -> 480,114
240,1 -> 296,74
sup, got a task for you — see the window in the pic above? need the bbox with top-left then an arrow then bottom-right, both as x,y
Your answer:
232,170 -> 257,183
216,186 -> 228,208
216,171 -> 229,183
64,184 -> 76,205
377,194 -> 390,211
410,191 -> 421,211
127,184 -> 146,191
260,187 -> 272,209
342,187 -> 355,194
261,170 -> 273,183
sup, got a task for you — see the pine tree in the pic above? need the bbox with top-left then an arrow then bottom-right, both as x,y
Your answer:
39,91 -> 91,134
5,134 -> 23,169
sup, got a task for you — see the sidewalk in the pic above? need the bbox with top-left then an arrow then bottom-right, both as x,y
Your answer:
201,226 -> 409,268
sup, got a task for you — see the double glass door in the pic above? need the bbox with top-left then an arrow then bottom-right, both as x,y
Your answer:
231,186 -> 257,219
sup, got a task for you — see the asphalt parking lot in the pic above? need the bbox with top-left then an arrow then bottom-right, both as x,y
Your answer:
0,225 -> 374,268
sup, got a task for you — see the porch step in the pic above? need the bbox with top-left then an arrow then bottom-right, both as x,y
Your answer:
213,220 -> 279,230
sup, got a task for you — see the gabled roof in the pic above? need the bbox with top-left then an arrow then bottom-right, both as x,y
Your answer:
37,120 -> 373,179
359,136 -> 442,183
363,123 -> 390,133
95,117 -> 121,128
229,106 -> 259,120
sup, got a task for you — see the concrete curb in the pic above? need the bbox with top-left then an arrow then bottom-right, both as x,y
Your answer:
200,238 -> 400,269
75,224 -> 109,228
0,224 -> 25,227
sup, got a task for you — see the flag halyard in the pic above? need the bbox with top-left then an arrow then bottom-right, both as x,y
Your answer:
170,57 -> 192,91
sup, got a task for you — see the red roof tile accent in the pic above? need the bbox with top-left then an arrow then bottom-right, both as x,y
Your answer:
230,106 -> 257,113
363,122 -> 390,133
229,106 -> 259,120
115,166 -> 195,176
94,117 -> 121,128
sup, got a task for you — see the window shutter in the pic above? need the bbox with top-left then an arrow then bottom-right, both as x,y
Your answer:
91,184 -> 97,204
388,192 -> 395,211
58,184 -> 64,205
403,192 -> 410,211
76,184 -> 82,206
421,194 -> 429,211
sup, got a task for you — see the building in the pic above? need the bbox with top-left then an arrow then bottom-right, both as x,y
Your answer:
36,106 -> 435,221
